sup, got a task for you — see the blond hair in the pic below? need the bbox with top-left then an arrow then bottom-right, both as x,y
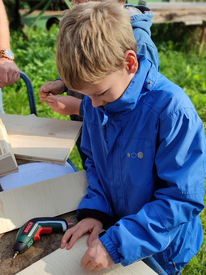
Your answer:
56,1 -> 137,90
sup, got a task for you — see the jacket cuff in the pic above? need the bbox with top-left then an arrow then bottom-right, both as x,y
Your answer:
77,209 -> 116,229
99,231 -> 120,264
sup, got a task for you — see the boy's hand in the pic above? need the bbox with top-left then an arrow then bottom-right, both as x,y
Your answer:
0,59 -> 20,88
46,94 -> 81,116
39,80 -> 65,103
61,218 -> 103,250
81,238 -> 114,271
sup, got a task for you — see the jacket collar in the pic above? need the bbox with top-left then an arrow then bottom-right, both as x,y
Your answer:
102,54 -> 156,114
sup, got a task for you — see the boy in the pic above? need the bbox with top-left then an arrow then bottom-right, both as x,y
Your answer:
39,0 -> 160,169
57,1 -> 205,275
39,0 -> 160,111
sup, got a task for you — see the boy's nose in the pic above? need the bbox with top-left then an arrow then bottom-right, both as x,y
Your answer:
91,97 -> 103,108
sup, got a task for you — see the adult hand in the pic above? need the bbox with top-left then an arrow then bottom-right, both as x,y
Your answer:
81,238 -> 114,271
0,58 -> 20,88
61,218 -> 103,250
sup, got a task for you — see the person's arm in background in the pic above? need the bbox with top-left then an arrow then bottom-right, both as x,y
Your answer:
0,0 -> 20,89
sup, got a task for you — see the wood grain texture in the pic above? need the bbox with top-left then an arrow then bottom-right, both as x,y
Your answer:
0,170 -> 88,234
148,3 -> 206,25
17,235 -> 157,275
0,114 -> 82,164
0,119 -> 18,177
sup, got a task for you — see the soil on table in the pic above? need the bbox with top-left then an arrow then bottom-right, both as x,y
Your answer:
0,212 -> 77,275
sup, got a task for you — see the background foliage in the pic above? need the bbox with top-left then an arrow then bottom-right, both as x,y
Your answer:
2,23 -> 206,274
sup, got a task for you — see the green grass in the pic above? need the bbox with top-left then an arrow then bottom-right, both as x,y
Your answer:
3,26 -> 206,274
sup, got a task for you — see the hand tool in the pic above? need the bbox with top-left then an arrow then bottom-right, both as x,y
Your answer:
13,217 -> 72,258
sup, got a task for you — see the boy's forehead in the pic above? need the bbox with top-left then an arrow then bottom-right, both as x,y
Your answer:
76,70 -> 124,95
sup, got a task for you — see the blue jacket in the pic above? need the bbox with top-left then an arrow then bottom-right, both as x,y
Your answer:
78,55 -> 205,274
126,4 -> 160,71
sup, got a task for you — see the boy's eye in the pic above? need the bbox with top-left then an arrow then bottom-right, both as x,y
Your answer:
97,91 -> 107,97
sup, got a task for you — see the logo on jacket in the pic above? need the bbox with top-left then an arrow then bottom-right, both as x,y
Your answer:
127,152 -> 143,159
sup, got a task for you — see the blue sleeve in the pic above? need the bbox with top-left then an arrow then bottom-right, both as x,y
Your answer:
99,108 -> 205,266
77,103 -> 113,219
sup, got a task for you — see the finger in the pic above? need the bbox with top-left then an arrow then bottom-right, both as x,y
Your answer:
41,82 -> 52,93
66,230 -> 85,250
8,70 -> 17,85
39,93 -> 48,103
46,94 -> 56,103
67,222 -> 93,250
13,70 -> 20,83
42,87 -> 49,93
61,229 -> 74,248
9,69 -> 20,85
93,264 -> 104,271
39,92 -> 47,99
81,251 -> 91,267
88,227 -> 100,246
85,261 -> 97,271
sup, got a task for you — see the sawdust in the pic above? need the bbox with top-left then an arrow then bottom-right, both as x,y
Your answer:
0,212 -> 77,275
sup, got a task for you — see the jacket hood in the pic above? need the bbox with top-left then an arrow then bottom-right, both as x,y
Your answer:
125,4 -> 154,36
104,54 -> 152,114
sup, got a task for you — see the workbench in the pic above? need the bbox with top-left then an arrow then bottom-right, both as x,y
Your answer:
0,212 -> 77,275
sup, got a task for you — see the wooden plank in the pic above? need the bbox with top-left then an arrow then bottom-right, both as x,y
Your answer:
0,119 -> 18,177
0,114 -> 82,164
0,170 -> 88,234
148,3 -> 206,25
17,234 -> 157,275
20,2 -> 206,25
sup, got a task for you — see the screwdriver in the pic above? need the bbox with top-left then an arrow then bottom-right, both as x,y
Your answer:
13,217 -> 73,258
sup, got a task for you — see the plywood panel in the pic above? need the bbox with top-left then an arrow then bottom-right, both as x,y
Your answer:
17,235 -> 157,275
0,170 -> 88,234
0,119 -> 18,177
0,114 -> 82,164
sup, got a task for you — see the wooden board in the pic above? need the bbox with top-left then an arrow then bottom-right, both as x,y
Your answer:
0,170 -> 88,234
0,119 -> 18,177
0,114 -> 82,164
20,3 -> 206,26
148,2 -> 206,25
17,234 -> 157,275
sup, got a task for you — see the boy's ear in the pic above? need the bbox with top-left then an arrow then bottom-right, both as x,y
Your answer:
125,50 -> 138,73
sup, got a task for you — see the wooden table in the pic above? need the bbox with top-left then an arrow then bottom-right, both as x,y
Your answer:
148,2 -> 206,25
0,212 -> 77,275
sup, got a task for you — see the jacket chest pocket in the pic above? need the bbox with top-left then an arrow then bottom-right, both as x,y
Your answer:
122,137 -> 155,175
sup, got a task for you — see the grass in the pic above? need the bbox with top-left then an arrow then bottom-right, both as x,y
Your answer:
3,25 -> 206,274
